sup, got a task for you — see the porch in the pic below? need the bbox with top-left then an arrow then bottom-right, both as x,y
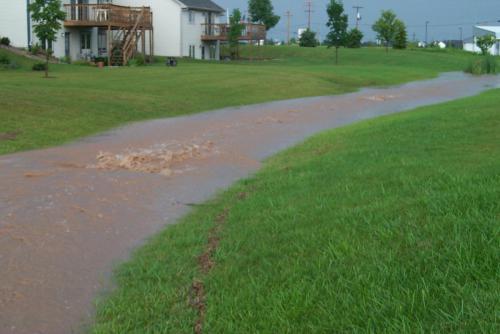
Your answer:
63,3 -> 154,65
201,23 -> 266,42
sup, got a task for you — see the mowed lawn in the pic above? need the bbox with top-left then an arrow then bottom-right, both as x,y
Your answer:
92,89 -> 500,333
0,46 -> 475,155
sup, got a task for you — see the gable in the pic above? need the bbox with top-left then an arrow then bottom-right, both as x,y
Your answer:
177,0 -> 224,13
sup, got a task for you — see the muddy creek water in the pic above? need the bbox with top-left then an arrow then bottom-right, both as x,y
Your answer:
0,73 -> 498,334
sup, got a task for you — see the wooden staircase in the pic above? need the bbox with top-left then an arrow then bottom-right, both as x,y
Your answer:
109,10 -> 144,66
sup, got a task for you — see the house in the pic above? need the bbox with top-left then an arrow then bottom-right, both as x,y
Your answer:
0,0 -> 266,63
463,26 -> 500,55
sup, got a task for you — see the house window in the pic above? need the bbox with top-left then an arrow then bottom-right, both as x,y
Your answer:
81,31 -> 91,50
189,11 -> 195,24
189,45 -> 196,58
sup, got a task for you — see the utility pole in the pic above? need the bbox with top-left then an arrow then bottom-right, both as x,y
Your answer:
285,10 -> 293,45
353,6 -> 363,30
425,21 -> 430,46
305,0 -> 313,30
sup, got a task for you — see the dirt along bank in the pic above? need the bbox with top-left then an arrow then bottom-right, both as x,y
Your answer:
0,72 -> 498,334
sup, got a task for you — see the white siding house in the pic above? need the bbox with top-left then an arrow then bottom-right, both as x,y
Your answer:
464,26 -> 500,56
0,0 -> 226,61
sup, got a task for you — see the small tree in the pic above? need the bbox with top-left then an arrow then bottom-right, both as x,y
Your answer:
248,0 -> 280,31
228,9 -> 245,59
299,29 -> 318,47
372,10 -> 398,53
393,20 -> 408,49
325,0 -> 348,64
346,28 -> 363,48
476,35 -> 496,55
29,0 -> 65,78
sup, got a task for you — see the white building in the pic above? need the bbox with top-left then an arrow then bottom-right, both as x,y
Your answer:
463,26 -> 500,56
0,0 -> 266,62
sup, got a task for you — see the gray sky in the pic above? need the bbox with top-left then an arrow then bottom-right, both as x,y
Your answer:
215,0 -> 500,41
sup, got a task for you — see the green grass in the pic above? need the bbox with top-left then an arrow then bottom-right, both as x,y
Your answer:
0,46 -> 479,155
92,89 -> 500,333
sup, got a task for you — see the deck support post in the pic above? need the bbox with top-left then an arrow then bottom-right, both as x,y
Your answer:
107,25 -> 111,67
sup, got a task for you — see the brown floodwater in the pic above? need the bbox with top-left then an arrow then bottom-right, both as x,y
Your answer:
0,73 -> 498,334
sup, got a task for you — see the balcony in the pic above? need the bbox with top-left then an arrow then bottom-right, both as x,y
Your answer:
201,23 -> 266,41
63,4 -> 152,29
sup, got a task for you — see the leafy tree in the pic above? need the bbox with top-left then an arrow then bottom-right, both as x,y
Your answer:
29,0 -> 65,78
289,37 -> 297,45
228,9 -> 245,59
393,20 -> 408,49
372,10 -> 398,53
325,0 -> 348,64
476,35 -> 496,55
299,29 -> 318,47
346,28 -> 363,48
248,0 -> 280,31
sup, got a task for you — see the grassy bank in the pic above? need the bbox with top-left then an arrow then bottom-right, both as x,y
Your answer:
92,89 -> 500,333
0,46 -> 477,155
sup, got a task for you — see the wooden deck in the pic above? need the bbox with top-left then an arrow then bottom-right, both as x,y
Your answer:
63,4 -> 152,29
201,23 -> 266,41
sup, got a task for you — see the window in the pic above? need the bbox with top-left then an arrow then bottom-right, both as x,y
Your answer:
189,45 -> 196,59
80,32 -> 91,50
189,11 -> 195,24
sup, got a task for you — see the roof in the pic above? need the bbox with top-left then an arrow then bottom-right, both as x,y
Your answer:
475,26 -> 500,37
177,0 -> 224,13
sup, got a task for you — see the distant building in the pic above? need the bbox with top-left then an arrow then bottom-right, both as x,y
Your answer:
463,26 -> 500,55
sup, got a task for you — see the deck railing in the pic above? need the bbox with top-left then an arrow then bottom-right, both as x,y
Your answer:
63,4 -> 152,28
201,23 -> 266,41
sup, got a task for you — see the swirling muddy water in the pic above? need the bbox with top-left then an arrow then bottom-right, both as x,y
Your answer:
0,72 -> 498,333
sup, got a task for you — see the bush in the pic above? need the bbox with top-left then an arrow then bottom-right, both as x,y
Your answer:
32,62 -> 48,71
128,54 -> 146,66
0,37 -> 10,46
31,44 -> 41,55
0,54 -> 10,64
464,56 -> 498,75
59,56 -> 71,64
299,29 -> 319,48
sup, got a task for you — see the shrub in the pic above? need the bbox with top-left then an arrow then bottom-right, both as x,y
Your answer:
299,29 -> 319,48
128,54 -> 146,66
464,56 -> 498,75
2,61 -> 19,70
0,37 -> 10,46
31,44 -> 41,55
0,54 -> 10,64
60,56 -> 71,64
32,62 -> 48,71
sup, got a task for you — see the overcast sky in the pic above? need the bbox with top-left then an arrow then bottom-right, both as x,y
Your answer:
215,0 -> 500,41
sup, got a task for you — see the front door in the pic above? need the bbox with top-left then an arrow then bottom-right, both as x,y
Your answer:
80,31 -> 92,59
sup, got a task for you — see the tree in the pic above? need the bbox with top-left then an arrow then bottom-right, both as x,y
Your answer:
393,20 -> 408,49
228,9 -> 245,59
325,0 -> 348,64
372,10 -> 398,53
346,28 -> 363,48
476,35 -> 496,55
299,29 -> 318,47
248,0 -> 280,31
29,0 -> 65,78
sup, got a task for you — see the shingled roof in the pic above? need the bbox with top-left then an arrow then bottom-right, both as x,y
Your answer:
178,0 -> 225,13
